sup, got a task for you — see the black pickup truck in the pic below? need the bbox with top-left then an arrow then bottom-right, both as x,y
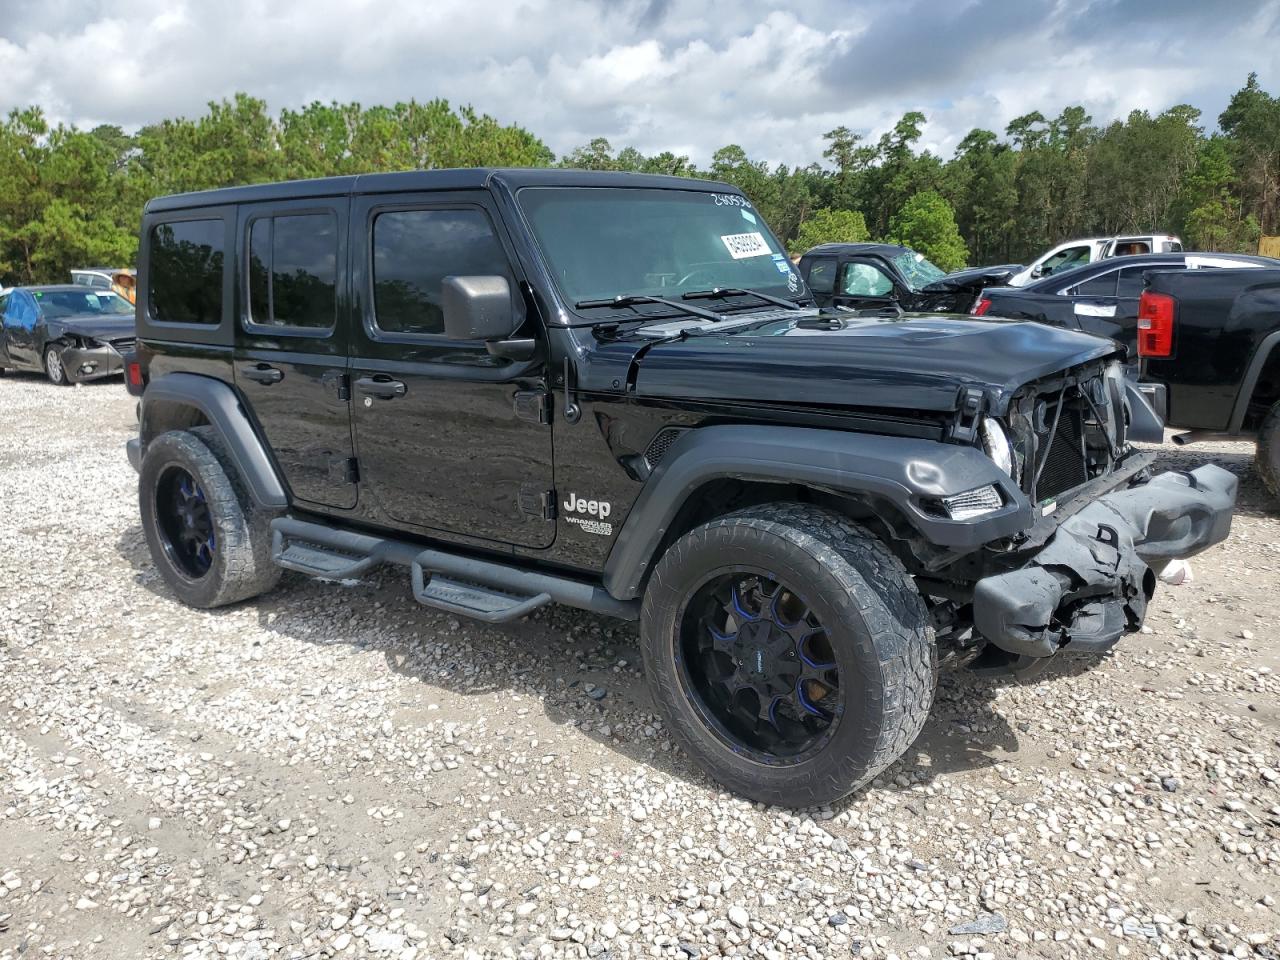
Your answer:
1138,268 -> 1280,499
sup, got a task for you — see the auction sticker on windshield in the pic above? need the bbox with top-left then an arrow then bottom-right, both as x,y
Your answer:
721,231 -> 771,259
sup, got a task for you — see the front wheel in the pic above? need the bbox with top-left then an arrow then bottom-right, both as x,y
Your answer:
640,503 -> 936,807
44,345 -> 69,385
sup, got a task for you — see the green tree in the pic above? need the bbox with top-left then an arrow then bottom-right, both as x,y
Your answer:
1219,72 -> 1280,234
1174,138 -> 1260,250
791,208 -> 869,253
887,191 -> 968,271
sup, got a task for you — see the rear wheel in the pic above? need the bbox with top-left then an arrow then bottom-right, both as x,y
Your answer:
139,429 -> 281,608
641,503 -> 936,807
1257,399 -> 1280,502
44,345 -> 68,385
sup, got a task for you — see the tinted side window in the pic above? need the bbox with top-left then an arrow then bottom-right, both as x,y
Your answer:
1072,271 -> 1118,297
1116,266 -> 1155,298
371,208 -> 510,337
247,213 -> 338,329
806,258 -> 837,294
149,219 -> 224,325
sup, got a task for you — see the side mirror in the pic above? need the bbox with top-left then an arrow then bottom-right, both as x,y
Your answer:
441,275 -> 518,341
1030,265 -> 1044,279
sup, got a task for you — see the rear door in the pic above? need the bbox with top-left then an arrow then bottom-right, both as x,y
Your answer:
233,197 -> 357,509
348,190 -> 555,549
803,257 -> 838,307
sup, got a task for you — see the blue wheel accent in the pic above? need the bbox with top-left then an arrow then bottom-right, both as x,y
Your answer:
796,680 -> 825,716
730,583 -> 761,623
708,624 -> 736,649
797,628 -> 836,669
768,589 -> 801,628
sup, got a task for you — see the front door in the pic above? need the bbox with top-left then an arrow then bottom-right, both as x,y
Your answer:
830,258 -> 902,311
348,191 -> 555,549
233,197 -> 357,509
2,291 -> 39,368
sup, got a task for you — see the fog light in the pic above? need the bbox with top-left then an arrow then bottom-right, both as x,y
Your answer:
940,485 -> 1004,520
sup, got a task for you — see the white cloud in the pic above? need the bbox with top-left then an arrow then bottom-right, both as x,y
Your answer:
0,0 -> 1277,168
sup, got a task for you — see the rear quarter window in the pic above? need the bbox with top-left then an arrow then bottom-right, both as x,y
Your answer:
149,219 -> 225,325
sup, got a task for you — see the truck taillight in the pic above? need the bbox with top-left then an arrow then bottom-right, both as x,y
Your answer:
971,297 -> 992,316
1137,291 -> 1175,358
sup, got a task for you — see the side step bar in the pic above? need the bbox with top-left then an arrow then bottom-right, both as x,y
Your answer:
269,517 -> 639,622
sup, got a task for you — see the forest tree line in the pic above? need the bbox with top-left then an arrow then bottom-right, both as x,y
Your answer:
2,72 -> 1278,284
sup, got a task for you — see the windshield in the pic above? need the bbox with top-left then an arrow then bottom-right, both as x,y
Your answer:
35,290 -> 133,318
518,187 -> 800,308
891,251 -> 946,291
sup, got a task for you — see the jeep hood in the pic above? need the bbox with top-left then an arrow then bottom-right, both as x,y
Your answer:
595,310 -> 1118,415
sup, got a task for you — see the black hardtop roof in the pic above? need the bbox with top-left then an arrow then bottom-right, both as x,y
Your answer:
800,242 -> 912,260
144,168 -> 742,214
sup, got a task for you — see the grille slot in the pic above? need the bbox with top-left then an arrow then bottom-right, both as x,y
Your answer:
643,427 -> 687,468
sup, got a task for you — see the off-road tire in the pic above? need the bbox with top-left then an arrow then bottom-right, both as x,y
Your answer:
139,428 -> 281,608
640,502 -> 937,807
44,345 -> 68,385
1257,399 -> 1280,502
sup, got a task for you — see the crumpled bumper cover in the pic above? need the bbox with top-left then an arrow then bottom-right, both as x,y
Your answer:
973,464 -> 1237,659
60,343 -> 124,382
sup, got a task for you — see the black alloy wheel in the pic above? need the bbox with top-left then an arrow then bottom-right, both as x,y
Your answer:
679,570 -> 840,764
155,466 -> 216,579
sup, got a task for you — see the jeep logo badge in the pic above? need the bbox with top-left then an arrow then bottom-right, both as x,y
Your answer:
562,493 -> 610,519
561,493 -> 614,537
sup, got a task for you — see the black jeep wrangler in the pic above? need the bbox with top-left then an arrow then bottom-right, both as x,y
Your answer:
125,169 -> 1237,807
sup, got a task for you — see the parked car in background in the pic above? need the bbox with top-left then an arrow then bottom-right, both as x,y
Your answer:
1007,234 -> 1183,287
798,243 -> 1019,314
0,285 -> 136,384
71,267 -> 138,304
973,252 -> 1277,357
1138,267 -> 1280,501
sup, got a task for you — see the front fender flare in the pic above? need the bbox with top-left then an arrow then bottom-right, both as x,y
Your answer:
602,424 -> 1029,600
140,373 -> 287,508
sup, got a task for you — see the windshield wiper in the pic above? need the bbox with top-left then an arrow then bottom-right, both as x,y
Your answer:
681,287 -> 802,310
574,293 -> 726,323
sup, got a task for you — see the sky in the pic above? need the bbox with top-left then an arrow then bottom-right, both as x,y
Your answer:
1,0 -> 1279,167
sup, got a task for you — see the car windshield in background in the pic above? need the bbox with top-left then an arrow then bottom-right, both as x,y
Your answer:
892,251 -> 947,291
35,290 -> 133,318
518,187 -> 798,307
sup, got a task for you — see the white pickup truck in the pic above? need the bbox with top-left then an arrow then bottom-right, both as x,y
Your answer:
1007,234 -> 1182,287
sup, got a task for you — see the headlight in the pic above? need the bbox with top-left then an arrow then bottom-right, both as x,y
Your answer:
980,416 -> 1016,479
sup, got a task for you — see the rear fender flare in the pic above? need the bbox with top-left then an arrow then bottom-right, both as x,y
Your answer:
602,424 -> 1029,600
1229,329 -> 1280,433
140,373 -> 287,508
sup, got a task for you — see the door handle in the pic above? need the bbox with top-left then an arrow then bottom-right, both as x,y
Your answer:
242,364 -> 283,385
355,376 -> 407,399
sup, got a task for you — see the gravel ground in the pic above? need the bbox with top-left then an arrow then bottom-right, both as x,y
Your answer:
1,371 -> 1277,960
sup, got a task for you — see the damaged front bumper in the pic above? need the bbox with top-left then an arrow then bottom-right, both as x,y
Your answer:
973,463 -> 1237,660
60,343 -> 125,382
